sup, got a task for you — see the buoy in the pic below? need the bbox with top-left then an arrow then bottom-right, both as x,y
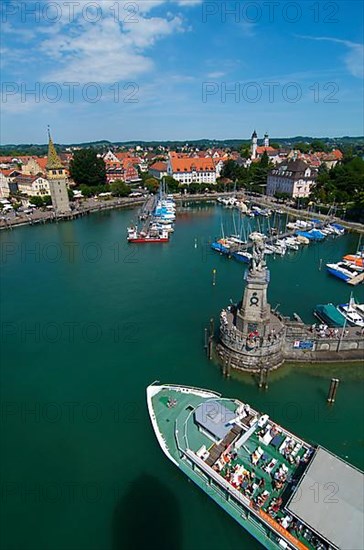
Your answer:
212,268 -> 216,286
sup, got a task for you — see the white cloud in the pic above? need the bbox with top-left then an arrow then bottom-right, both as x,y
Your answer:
207,72 -> 225,79
40,12 -> 185,84
177,0 -> 203,5
297,35 -> 364,79
241,21 -> 256,37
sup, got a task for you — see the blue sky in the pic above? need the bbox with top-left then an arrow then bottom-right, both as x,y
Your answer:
1,0 -> 363,143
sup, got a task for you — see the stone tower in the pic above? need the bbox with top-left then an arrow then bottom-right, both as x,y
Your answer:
264,132 -> 269,148
217,231 -> 285,372
235,233 -> 271,337
46,129 -> 71,214
251,130 -> 258,159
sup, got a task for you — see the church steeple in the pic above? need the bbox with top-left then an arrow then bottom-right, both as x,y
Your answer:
46,127 -> 63,171
251,129 -> 258,160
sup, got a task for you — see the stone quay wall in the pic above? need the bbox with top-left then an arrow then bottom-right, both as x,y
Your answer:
284,336 -> 364,363
217,320 -> 363,373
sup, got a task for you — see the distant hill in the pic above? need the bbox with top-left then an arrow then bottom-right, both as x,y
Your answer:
0,136 -> 363,156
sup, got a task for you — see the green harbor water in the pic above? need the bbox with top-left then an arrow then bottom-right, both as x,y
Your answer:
1,204 -> 363,550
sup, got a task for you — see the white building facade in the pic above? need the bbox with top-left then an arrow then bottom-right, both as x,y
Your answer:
266,159 -> 317,198
0,172 -> 10,198
16,176 -> 50,197
167,157 -> 217,185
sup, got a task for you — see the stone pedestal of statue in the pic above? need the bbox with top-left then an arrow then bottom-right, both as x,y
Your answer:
235,267 -> 271,337
217,231 -> 285,372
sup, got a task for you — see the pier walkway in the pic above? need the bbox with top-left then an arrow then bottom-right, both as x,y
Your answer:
348,272 -> 364,286
138,195 -> 157,232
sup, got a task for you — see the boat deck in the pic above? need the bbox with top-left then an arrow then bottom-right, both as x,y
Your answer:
150,386 -> 341,550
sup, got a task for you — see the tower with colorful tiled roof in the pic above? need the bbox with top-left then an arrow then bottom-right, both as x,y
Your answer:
46,129 -> 70,214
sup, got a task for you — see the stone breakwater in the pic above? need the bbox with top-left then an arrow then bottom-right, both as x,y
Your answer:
216,312 -> 364,374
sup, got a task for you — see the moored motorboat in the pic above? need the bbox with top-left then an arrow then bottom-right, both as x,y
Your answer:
211,241 -> 230,255
326,262 -> 361,282
296,235 -> 310,245
313,303 -> 346,327
232,251 -> 252,263
343,254 -> 364,268
283,237 -> 299,250
127,226 -> 169,243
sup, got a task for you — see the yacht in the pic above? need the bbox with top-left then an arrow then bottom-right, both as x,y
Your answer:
326,262 -> 362,282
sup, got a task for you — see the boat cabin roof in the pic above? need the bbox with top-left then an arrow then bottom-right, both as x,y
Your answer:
286,447 -> 364,550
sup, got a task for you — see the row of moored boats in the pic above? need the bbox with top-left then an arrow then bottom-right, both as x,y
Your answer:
211,219 -> 346,265
127,193 -> 176,243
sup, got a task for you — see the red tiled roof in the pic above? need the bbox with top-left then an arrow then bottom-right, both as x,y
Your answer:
169,152 -> 189,159
121,158 -> 140,169
256,146 -> 277,154
150,162 -> 167,171
0,169 -> 20,177
114,152 -> 130,161
213,157 -> 229,164
332,149 -> 343,159
34,157 -> 48,171
170,158 -> 216,172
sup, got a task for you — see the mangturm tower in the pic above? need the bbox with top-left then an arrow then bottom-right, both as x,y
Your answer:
217,233 -> 285,373
46,129 -> 71,214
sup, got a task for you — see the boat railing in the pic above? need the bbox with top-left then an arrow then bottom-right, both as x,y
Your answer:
160,384 -> 221,398
184,448 -> 302,550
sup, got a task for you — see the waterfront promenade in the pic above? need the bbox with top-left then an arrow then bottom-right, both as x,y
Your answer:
0,196 -> 144,230
1,191 -> 363,234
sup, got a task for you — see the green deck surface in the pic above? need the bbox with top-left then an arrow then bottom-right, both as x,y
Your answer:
151,387 -> 320,550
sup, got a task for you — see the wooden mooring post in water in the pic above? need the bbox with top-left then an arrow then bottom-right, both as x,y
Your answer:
207,318 -> 215,360
223,356 -> 231,378
259,367 -> 269,390
327,378 -> 340,404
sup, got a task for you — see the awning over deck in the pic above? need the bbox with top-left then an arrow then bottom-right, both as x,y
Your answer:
287,447 -> 364,550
